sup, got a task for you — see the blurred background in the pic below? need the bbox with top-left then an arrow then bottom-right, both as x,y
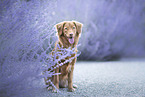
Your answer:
0,0 -> 145,96
0,0 -> 145,62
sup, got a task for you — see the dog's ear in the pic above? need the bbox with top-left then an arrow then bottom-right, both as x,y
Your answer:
73,21 -> 83,34
55,22 -> 65,36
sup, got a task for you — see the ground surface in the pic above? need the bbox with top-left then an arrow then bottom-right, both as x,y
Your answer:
47,59 -> 145,97
1,59 -> 145,97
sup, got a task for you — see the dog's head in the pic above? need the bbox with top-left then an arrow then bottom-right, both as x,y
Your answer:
55,21 -> 83,44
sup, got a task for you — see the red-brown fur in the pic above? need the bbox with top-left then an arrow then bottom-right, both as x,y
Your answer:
45,21 -> 83,92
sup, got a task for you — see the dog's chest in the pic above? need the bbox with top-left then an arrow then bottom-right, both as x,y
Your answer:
59,63 -> 72,75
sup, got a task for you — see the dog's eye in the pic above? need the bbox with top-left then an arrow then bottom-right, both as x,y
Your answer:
64,27 -> 67,30
73,26 -> 75,29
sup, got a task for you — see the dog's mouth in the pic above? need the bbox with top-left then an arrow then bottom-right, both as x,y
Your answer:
67,37 -> 74,44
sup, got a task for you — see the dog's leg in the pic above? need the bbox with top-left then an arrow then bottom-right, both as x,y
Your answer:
68,58 -> 76,92
68,65 -> 75,92
52,67 -> 59,93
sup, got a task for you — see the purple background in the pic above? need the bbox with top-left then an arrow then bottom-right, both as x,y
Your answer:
0,1 -> 145,97
0,0 -> 145,61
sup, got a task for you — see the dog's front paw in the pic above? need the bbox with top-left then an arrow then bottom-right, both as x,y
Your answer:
68,88 -> 75,92
73,84 -> 78,88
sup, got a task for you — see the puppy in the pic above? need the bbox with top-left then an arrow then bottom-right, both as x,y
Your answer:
45,21 -> 83,92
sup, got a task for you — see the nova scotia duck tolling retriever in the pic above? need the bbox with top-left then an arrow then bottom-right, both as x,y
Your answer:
45,20 -> 83,92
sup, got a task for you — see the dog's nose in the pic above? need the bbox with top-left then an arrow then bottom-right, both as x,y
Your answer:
70,33 -> 73,37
